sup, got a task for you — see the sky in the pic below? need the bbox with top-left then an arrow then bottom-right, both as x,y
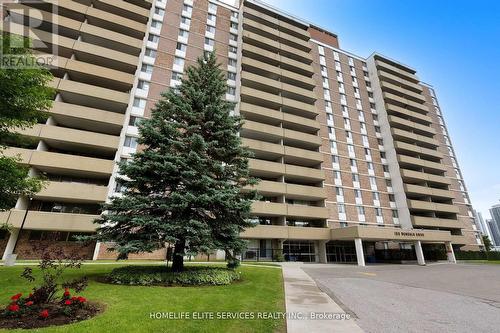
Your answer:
263,0 -> 500,219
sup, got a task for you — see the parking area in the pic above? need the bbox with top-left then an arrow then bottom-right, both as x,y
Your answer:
302,263 -> 500,333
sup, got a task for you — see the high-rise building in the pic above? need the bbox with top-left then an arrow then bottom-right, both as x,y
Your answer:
473,209 -> 493,247
487,219 -> 500,247
0,0 -> 482,265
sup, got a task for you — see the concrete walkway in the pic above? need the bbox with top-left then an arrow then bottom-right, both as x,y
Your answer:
282,263 -> 363,333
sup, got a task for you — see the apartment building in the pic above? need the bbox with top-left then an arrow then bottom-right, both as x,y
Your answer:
0,0 -> 482,265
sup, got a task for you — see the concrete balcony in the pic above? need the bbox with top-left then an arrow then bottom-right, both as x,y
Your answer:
287,205 -> 329,219
400,169 -> 452,186
407,199 -> 459,214
51,78 -> 130,113
378,69 -> 423,93
388,115 -> 436,136
5,210 -> 98,232
3,148 -> 113,178
240,225 -> 330,240
243,17 -> 311,52
18,124 -> 119,153
386,104 -> 433,125
450,234 -> 468,245
251,201 -> 287,216
242,31 -> 311,64
246,180 -> 326,201
241,57 -> 315,90
41,0 -> 147,38
9,4 -> 143,55
394,141 -> 443,160
91,0 -> 151,23
36,181 -> 108,203
49,101 -> 124,135
250,202 -> 329,220
397,155 -> 447,173
380,81 -> 426,103
72,40 -> 139,74
51,56 -> 134,92
404,184 -> 455,200
375,59 -> 419,83
241,71 -> 316,103
282,128 -> 322,149
391,128 -> 440,148
411,216 -> 462,229
249,159 -> 324,183
284,146 -> 323,167
243,6 -> 310,41
383,92 -> 429,115
240,86 -> 317,119
239,103 -> 320,133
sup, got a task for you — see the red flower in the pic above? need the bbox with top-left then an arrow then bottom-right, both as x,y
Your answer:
63,288 -> 70,297
29,293 -> 33,298
8,304 -> 20,312
71,296 -> 78,301
77,296 -> 86,303
65,300 -> 72,305
10,293 -> 22,301
39,309 -> 49,319
25,301 -> 34,306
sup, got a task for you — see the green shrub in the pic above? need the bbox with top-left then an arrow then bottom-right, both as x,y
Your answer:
226,259 -> 240,270
107,266 -> 241,286
273,252 -> 285,262
454,251 -> 500,261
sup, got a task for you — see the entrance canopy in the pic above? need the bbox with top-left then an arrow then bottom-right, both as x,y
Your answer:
331,225 -> 452,242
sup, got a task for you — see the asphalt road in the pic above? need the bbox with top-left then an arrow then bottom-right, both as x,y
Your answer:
302,263 -> 500,333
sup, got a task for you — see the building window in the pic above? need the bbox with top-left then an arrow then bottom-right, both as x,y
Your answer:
171,72 -> 182,81
148,34 -> 159,43
230,22 -> 238,30
208,3 -> 217,12
154,7 -> 164,16
228,58 -> 237,67
231,11 -> 239,19
338,204 -> 346,214
178,29 -> 189,38
204,37 -> 215,46
356,206 -> 365,215
228,72 -> 236,81
375,208 -> 382,216
128,116 -> 142,127
124,136 -> 138,149
176,42 -> 187,52
183,4 -> 192,14
137,80 -> 149,90
174,57 -> 185,67
229,45 -> 237,53
227,86 -> 236,95
208,13 -> 216,21
133,98 -> 146,108
229,33 -> 237,41
151,20 -> 162,29
181,16 -> 191,25
145,48 -> 157,58
206,25 -> 216,34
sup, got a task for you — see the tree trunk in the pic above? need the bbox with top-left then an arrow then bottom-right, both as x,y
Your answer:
172,239 -> 185,272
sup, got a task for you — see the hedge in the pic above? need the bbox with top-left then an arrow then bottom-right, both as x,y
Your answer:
454,251 -> 500,261
107,265 -> 241,286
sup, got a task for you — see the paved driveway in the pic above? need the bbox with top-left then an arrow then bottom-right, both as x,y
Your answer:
302,263 -> 500,333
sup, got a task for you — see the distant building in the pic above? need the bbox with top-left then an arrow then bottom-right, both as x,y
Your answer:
473,210 -> 494,245
487,219 -> 500,246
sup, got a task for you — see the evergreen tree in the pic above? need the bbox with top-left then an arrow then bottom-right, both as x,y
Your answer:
94,52 -> 258,271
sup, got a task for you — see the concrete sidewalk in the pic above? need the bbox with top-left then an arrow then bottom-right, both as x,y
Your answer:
282,263 -> 363,333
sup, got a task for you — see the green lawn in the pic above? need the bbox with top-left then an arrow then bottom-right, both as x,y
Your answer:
0,264 -> 285,333
460,260 -> 500,265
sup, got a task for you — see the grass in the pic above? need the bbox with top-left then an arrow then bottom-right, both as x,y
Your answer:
460,260 -> 500,265
0,264 -> 285,333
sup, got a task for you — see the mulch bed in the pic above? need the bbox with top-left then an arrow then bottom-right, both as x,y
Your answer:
0,302 -> 104,330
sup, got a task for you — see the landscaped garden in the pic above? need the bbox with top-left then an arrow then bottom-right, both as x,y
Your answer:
0,263 -> 285,332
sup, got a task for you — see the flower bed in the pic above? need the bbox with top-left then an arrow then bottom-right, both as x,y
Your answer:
107,265 -> 241,286
0,290 -> 102,330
